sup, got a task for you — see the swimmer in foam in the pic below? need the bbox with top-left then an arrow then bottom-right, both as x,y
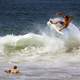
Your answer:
5,65 -> 20,74
50,12 -> 73,31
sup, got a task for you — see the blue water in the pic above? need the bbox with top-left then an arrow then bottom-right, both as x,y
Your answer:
0,0 -> 80,35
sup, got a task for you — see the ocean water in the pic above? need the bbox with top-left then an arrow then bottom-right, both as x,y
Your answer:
0,0 -> 80,35
0,0 -> 80,80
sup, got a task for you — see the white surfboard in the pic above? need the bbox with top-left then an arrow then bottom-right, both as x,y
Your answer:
47,18 -> 64,35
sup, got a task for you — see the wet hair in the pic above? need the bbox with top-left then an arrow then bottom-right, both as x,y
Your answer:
13,65 -> 17,69
64,16 -> 70,20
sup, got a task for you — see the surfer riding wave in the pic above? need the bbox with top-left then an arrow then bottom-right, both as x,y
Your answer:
50,13 -> 73,31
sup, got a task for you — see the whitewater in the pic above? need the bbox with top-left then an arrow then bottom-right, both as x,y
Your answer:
1,21 -> 80,80
0,20 -> 80,64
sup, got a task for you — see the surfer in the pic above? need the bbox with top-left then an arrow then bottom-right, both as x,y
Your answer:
50,13 -> 73,31
59,16 -> 72,31
5,65 -> 20,74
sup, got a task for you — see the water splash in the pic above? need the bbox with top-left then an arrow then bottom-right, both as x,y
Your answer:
0,20 -> 80,63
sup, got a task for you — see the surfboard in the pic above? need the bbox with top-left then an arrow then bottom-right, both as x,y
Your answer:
47,18 -> 64,35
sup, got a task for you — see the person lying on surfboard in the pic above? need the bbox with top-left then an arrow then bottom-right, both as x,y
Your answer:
50,13 -> 73,31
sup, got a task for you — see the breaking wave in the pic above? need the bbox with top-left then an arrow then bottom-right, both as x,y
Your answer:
0,20 -> 80,64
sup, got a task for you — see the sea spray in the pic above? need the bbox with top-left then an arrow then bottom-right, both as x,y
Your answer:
0,22 -> 80,63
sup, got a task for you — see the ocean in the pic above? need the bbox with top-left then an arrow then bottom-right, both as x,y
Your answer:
0,0 -> 80,80
0,0 -> 80,35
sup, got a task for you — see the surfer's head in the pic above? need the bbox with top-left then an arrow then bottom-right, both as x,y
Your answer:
64,16 -> 70,21
13,65 -> 17,69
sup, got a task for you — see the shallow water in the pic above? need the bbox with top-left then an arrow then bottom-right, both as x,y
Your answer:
1,62 -> 80,80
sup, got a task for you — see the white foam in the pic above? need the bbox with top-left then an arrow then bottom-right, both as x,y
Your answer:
0,19 -> 80,65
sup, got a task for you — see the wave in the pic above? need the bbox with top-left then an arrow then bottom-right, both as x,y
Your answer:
0,33 -> 46,54
0,21 -> 80,63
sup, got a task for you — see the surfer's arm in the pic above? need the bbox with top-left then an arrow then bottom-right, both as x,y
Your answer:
69,16 -> 73,22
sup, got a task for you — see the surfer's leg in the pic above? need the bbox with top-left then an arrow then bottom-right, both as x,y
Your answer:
58,22 -> 65,31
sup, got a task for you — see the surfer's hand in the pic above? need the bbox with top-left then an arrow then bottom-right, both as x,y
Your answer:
70,16 -> 74,19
